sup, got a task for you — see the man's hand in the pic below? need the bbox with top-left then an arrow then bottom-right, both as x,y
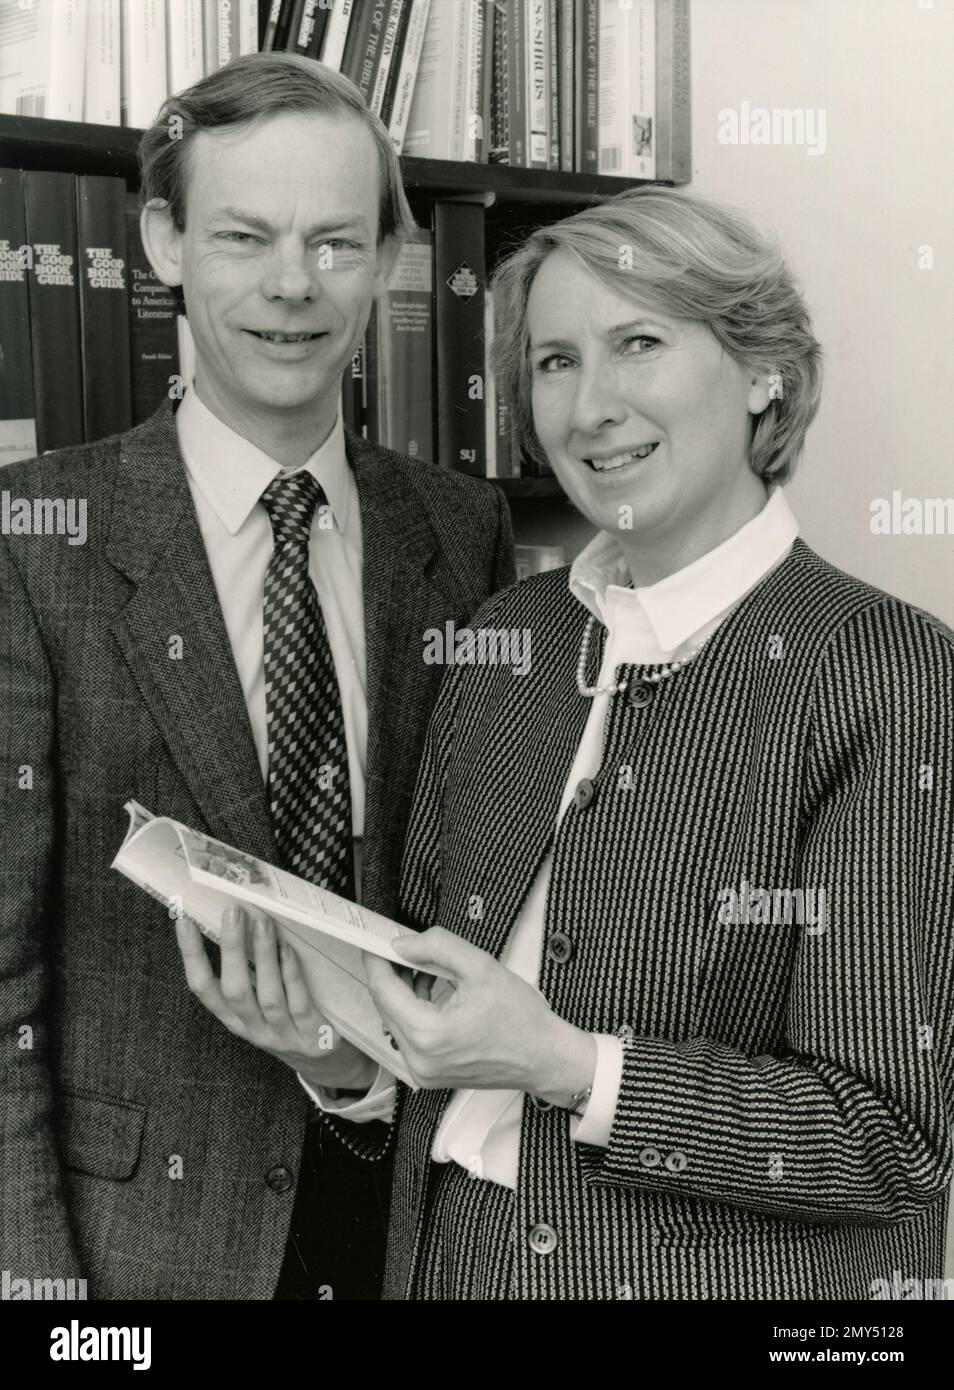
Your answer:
176,905 -> 376,1093
363,927 -> 595,1102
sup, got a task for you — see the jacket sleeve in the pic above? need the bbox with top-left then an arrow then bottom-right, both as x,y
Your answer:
0,532 -> 83,1277
490,488 -> 516,595
577,600 -> 954,1227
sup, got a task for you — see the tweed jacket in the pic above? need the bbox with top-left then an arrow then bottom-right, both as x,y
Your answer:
377,539 -> 954,1300
0,398 -> 514,1299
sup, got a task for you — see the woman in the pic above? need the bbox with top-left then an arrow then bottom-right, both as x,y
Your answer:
184,187 -> 954,1300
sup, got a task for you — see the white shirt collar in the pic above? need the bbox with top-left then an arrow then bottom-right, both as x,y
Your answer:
176,384 -> 352,536
569,487 -> 799,655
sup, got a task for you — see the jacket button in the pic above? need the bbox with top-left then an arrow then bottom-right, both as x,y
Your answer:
573,777 -> 595,809
529,1095 -> 554,1112
528,1223 -> 558,1256
664,1150 -> 688,1174
638,1146 -> 662,1168
265,1164 -> 295,1193
628,680 -> 655,710
546,931 -> 573,963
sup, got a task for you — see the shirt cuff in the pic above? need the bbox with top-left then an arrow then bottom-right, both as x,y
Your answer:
570,1034 -> 623,1148
297,1065 -> 397,1124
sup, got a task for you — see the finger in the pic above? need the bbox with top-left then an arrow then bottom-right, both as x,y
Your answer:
390,926 -> 483,980
279,938 -> 325,1031
413,971 -> 434,1002
218,906 -> 266,1029
174,915 -> 245,1032
248,910 -> 289,1019
362,950 -> 431,1036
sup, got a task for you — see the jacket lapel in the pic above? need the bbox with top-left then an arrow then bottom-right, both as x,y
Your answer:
106,401 -> 275,860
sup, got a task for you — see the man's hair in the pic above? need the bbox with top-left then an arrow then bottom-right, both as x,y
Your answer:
138,50 -> 416,245
491,186 -> 823,484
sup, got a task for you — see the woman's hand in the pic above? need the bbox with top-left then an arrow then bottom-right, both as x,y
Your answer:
176,906 -> 377,1093
363,927 -> 596,1101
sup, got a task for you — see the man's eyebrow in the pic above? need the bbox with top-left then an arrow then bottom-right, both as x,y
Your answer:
210,207 -> 372,235
530,319 -> 665,352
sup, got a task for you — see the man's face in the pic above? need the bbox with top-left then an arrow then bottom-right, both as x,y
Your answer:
161,111 -> 391,429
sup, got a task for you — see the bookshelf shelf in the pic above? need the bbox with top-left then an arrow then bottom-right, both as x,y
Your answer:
0,114 -> 655,205
490,477 -> 565,500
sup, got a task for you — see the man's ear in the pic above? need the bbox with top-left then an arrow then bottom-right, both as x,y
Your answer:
140,198 -> 185,290
370,234 -> 402,301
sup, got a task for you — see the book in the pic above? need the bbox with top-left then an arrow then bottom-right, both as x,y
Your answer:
121,0 -> 167,128
432,199 -> 485,475
341,338 -> 367,438
112,801 -> 456,1087
507,0 -> 525,165
378,0 -> 411,125
369,0 -> 404,116
202,0 -> 242,73
368,228 -> 434,462
294,0 -> 334,59
404,0 -> 467,160
558,0 -> 574,170
575,0 -> 598,174
488,0 -> 509,163
84,0 -> 121,125
483,286 -> 496,476
525,0 -> 547,169
167,0 -> 205,92
348,0 -> 393,103
46,0 -> 88,121
386,0 -> 430,154
23,170 -> 84,454
654,0 -> 690,183
125,191 -> 180,424
75,174 -> 132,442
261,0 -> 285,51
319,0 -> 355,69
598,0 -> 655,178
0,0 -> 52,117
0,168 -> 36,467
547,0 -> 560,168
460,0 -> 484,164
476,0 -> 495,162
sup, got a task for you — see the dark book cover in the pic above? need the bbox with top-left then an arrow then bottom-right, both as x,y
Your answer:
488,0 -> 510,163
372,228 -> 434,462
576,0 -> 599,175
261,0 -> 282,49
477,0 -> 495,163
124,192 -> 180,426
432,201 -> 486,476
380,0 -> 412,126
0,168 -> 36,466
363,305 -> 381,446
291,0 -> 331,55
342,338 -> 368,438
76,175 -> 132,443
559,0 -> 574,170
276,0 -> 307,51
547,0 -> 560,168
341,0 -> 380,93
507,0 -> 526,167
22,171 -> 84,454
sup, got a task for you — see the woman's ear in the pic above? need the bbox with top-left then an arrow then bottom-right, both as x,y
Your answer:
139,199 -> 184,290
748,370 -> 777,416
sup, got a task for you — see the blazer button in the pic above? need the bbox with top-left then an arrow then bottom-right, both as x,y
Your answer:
529,1095 -> 554,1112
528,1223 -> 559,1256
628,680 -> 655,710
265,1164 -> 295,1194
546,931 -> 573,964
573,777 -> 595,809
665,1150 -> 688,1174
638,1145 -> 662,1168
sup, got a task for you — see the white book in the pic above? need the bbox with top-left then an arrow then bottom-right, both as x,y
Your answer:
112,803 -> 456,1087
0,0 -> 88,120
320,0 -> 355,70
598,0 -> 656,178
460,0 -> 484,163
387,0 -> 431,154
237,0 -> 258,54
122,0 -> 168,128
525,0 -> 547,168
46,0 -> 88,121
167,0 -> 204,92
404,0 -> 467,160
84,0 -> 120,124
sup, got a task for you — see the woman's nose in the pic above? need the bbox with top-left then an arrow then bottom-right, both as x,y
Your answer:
570,361 -> 629,435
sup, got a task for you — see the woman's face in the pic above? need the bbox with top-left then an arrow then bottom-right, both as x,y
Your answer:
527,249 -> 771,580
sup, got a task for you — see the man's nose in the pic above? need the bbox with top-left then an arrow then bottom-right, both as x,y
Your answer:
260,241 -> 319,301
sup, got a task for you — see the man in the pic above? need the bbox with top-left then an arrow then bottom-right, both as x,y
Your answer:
0,52 -> 513,1300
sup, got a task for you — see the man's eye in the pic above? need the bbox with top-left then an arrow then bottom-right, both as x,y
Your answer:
220,232 -> 258,244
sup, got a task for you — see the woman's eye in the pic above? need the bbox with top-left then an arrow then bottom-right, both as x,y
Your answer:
535,354 -> 574,374
622,334 -> 660,353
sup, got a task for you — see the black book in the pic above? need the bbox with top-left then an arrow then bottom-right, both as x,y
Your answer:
22,171 -> 84,454
76,175 -> 132,442
0,168 -> 36,466
432,200 -> 486,476
379,0 -> 412,126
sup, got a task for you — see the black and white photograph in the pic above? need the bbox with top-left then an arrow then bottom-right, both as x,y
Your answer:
1,0 -> 952,1363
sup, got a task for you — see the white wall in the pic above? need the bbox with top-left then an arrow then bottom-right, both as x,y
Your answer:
688,0 -> 954,625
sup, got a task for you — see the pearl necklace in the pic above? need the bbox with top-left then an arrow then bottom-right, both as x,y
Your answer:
575,614 -> 709,698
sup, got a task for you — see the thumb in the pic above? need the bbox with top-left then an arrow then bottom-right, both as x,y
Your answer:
391,926 -> 482,980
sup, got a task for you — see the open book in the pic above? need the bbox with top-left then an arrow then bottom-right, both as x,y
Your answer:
112,802 -> 445,1089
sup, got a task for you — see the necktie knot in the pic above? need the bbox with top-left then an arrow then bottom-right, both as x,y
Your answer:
260,471 -> 325,548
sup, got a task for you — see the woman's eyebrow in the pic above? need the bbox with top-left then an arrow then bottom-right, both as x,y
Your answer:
530,319 -> 665,352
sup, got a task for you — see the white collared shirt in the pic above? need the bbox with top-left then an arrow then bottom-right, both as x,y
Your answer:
314,487 -> 801,1181
175,385 -> 367,881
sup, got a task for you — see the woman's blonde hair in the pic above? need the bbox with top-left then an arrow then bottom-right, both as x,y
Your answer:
491,186 -> 822,483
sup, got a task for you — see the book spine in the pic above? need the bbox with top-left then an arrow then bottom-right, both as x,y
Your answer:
290,0 -> 319,54
46,0 -> 89,122
0,169 -> 37,466
75,175 -> 132,442
23,171 -> 84,454
483,287 -> 495,477
579,0 -> 598,175
320,0 -> 355,69
84,0 -> 121,126
558,0 -> 574,170
379,0 -> 412,125
507,0 -> 525,166
237,0 -> 259,52
354,0 -> 392,104
403,1 -> 460,161
167,0 -> 205,92
363,305 -> 380,446
340,0 -> 376,84
0,0 -> 51,118
488,0 -> 509,164
261,0 -> 284,50
202,0 -> 242,72
598,0 -> 655,177
477,0 -> 495,163
378,229 -> 434,462
387,0 -> 431,153
370,0 -> 405,115
526,0 -> 547,168
547,0 -> 560,168
125,192 -> 180,424
340,339 -> 367,437
121,0 -> 167,127
654,0 -> 690,182
460,0 -> 484,164
432,200 -> 485,476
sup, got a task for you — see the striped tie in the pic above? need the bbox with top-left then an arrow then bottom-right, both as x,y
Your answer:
260,471 -> 355,900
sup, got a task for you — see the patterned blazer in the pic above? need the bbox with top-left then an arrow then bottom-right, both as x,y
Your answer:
377,540 -> 954,1300
0,399 -> 514,1299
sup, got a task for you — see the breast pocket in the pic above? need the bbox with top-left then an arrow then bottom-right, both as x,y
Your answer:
57,1088 -> 147,1182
